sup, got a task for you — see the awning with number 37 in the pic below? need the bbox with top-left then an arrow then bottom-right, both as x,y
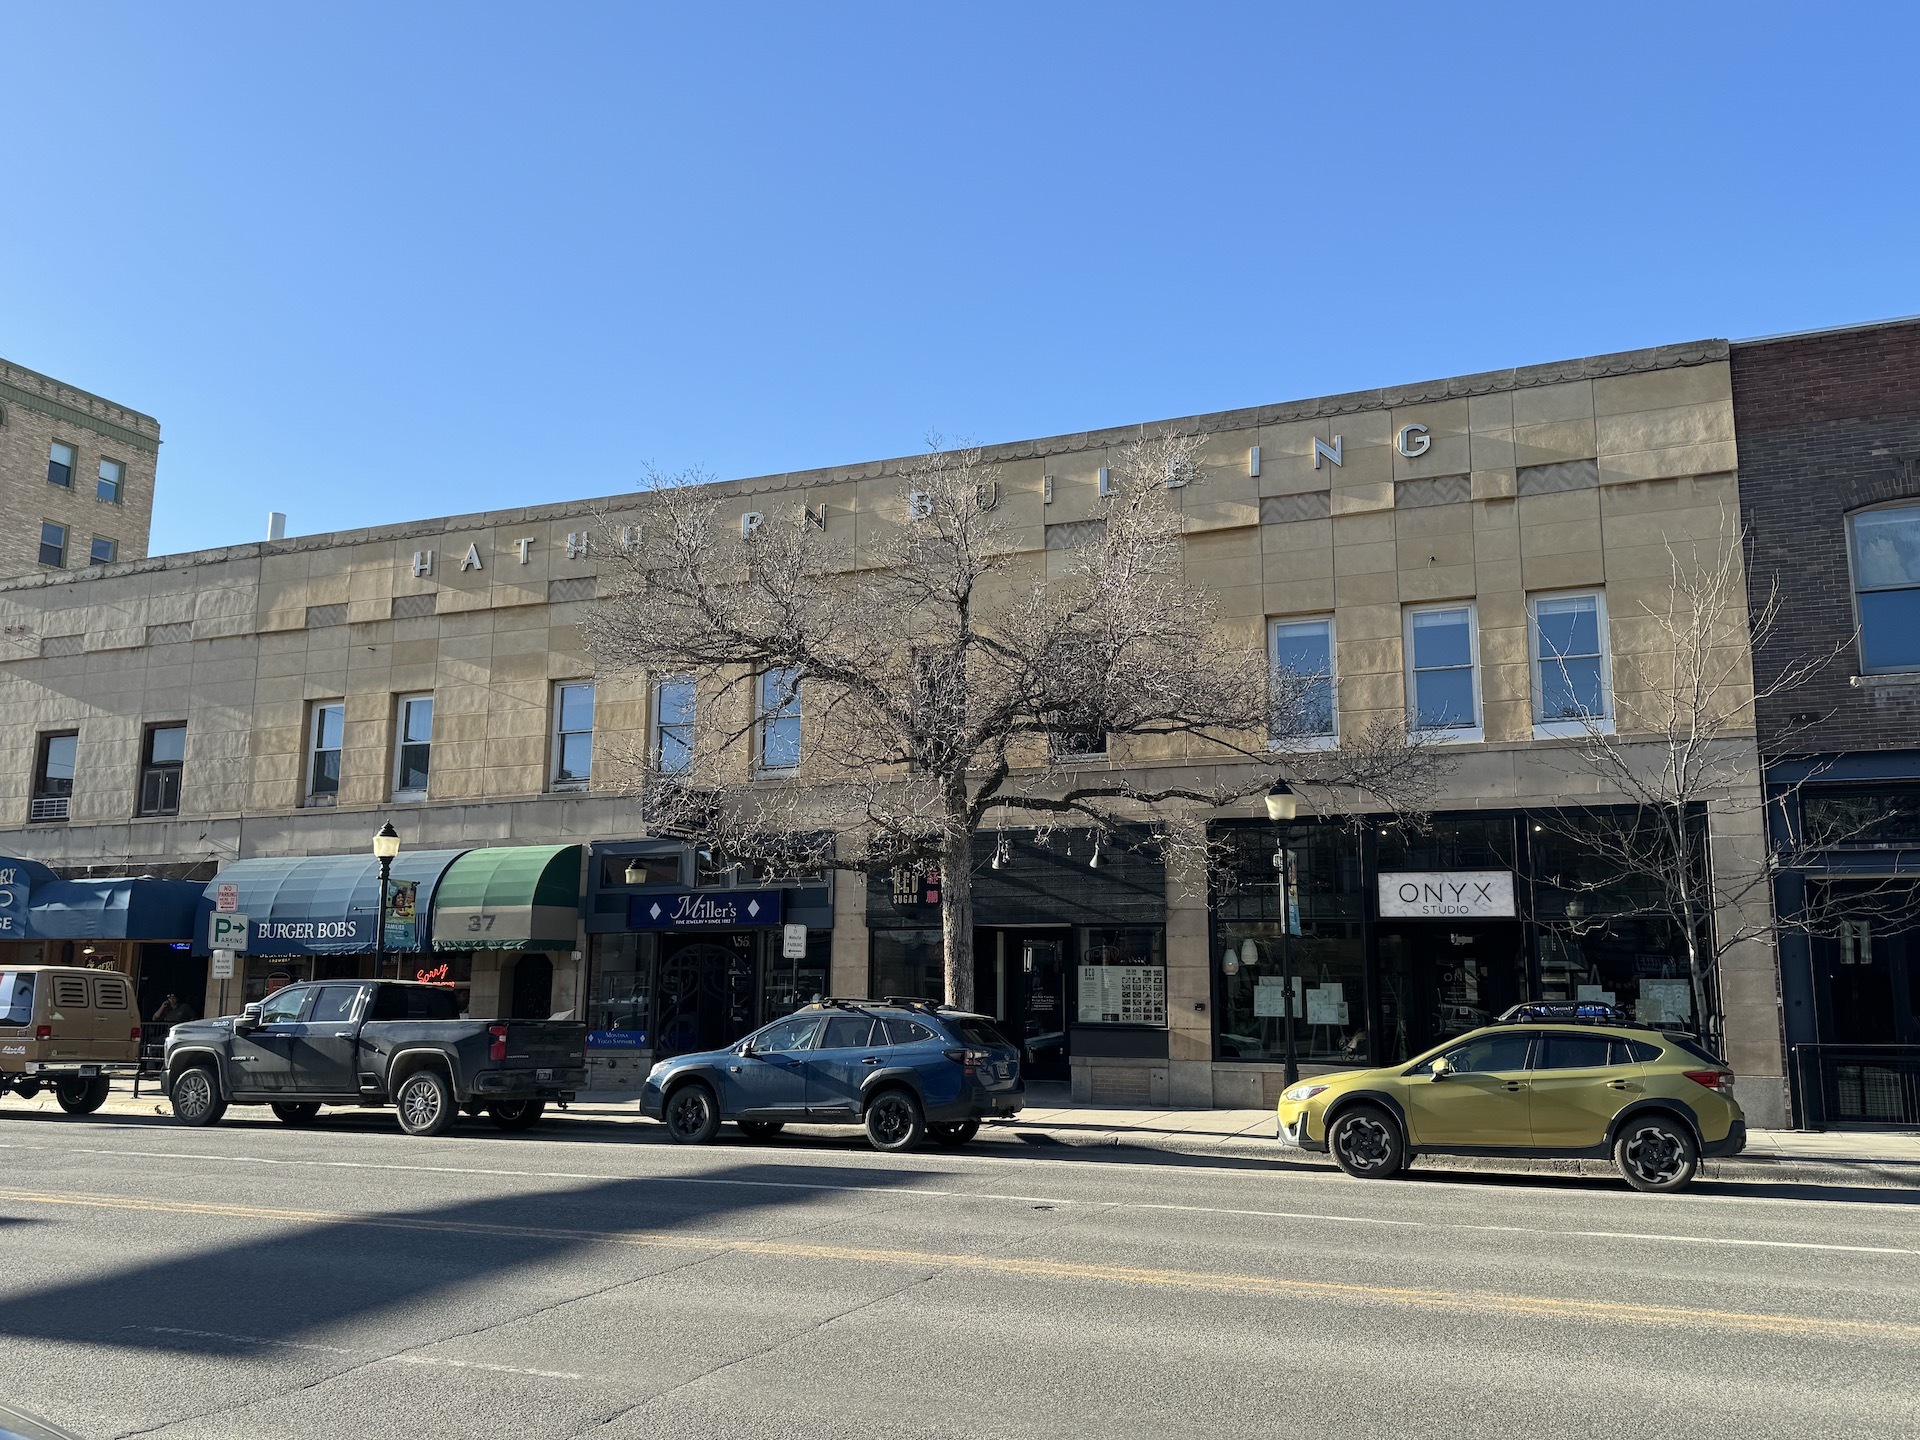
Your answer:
431,844 -> 583,951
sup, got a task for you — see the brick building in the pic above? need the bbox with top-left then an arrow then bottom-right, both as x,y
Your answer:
0,338 -> 1789,1120
1732,317 -> 1920,1125
0,358 -> 159,580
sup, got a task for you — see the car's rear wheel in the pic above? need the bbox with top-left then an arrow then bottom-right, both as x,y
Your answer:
169,1065 -> 226,1127
394,1069 -> 457,1137
664,1082 -> 721,1144
1327,1104 -> 1404,1179
271,1102 -> 321,1126
1614,1115 -> 1698,1192
736,1120 -> 784,1140
488,1100 -> 545,1132
929,1119 -> 980,1147
864,1088 -> 924,1153
55,1077 -> 112,1115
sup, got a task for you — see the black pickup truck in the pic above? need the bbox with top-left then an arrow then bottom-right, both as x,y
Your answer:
163,979 -> 587,1136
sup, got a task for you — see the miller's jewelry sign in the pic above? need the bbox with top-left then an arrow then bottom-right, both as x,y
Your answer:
628,888 -> 785,930
1377,871 -> 1515,919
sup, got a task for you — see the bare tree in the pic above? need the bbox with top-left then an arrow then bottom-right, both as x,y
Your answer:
586,435 -> 1445,1010
1532,523 -> 1876,1044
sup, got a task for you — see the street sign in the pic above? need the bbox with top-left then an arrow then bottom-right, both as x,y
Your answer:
215,882 -> 239,913
782,923 -> 808,960
209,912 -> 249,951
210,950 -> 235,980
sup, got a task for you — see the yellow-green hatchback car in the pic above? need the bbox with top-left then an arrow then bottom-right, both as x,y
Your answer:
1276,1004 -> 1746,1192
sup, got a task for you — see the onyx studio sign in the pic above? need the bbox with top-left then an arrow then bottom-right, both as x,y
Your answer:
1377,870 -> 1515,919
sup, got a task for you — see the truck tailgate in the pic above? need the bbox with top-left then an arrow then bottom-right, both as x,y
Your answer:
497,1021 -> 586,1070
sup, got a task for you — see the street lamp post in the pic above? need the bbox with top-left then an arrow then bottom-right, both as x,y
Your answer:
1264,781 -> 1300,1088
372,822 -> 401,980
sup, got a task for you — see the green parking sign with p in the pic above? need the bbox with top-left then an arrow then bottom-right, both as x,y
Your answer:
209,913 -> 249,951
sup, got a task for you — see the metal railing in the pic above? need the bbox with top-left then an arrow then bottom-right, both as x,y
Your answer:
1791,1043 -> 1920,1128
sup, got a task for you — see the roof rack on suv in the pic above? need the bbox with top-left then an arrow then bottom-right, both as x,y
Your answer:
880,996 -> 962,1014
1496,1001 -> 1638,1027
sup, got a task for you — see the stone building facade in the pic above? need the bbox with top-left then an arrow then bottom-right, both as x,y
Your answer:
0,338 -> 1788,1122
0,357 -> 159,581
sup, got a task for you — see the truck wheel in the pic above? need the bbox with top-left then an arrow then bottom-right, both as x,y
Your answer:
864,1088 -> 925,1153
663,1081 -> 721,1144
272,1102 -> 321,1126
55,1077 -> 112,1115
170,1065 -> 227,1127
488,1100 -> 545,1132
394,1069 -> 456,1137
928,1119 -> 980,1147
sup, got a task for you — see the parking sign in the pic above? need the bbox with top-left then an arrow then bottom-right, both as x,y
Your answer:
210,913 -> 248,952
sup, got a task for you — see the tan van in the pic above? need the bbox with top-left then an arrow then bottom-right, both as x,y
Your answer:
0,965 -> 142,1115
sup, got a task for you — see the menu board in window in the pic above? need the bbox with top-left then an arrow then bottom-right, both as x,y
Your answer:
1077,964 -> 1166,1026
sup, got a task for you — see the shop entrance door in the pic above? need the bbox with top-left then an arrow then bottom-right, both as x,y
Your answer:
976,928 -> 1071,1082
654,931 -> 758,1057
1376,920 -> 1529,1064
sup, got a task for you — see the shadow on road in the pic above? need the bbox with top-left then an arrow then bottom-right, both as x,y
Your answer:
0,1161 -> 924,1356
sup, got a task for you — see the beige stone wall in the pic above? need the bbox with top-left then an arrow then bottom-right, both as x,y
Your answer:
0,339 -> 1785,1116
0,359 -> 159,580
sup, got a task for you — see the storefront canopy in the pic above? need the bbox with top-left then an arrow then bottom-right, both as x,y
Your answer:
198,850 -> 469,956
432,844 -> 582,951
0,856 -> 205,942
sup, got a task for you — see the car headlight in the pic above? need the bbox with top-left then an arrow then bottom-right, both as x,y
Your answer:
1282,1083 -> 1329,1103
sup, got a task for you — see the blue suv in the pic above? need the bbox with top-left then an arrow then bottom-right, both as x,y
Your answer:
640,1000 -> 1025,1152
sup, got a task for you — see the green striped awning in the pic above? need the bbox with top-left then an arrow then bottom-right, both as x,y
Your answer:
431,844 -> 583,951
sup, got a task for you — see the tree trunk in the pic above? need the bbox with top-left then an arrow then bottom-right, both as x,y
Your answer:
940,830 -> 976,1010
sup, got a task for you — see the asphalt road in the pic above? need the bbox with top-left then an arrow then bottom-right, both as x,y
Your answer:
0,1106 -> 1916,1440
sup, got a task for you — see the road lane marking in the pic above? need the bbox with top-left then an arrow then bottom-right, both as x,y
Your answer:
10,1188 -> 1920,1344
122,1326 -> 584,1380
18,1146 -> 1918,1259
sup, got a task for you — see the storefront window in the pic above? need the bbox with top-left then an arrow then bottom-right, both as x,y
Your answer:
761,931 -> 829,1020
588,933 -> 656,1043
872,928 -> 943,1002
1075,928 -> 1166,1027
1213,821 -> 1369,1064
1537,917 -> 1696,1028
408,953 -> 473,1016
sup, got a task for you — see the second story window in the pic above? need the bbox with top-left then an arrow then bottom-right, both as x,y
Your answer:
1406,603 -> 1481,740
139,723 -> 186,817
1531,592 -> 1611,735
39,522 -> 66,569
47,442 -> 74,488
757,668 -> 802,773
1850,502 -> 1920,674
653,677 -> 695,774
97,459 -> 124,503
551,681 -> 595,790
307,701 -> 344,805
1269,615 -> 1336,744
393,693 -> 434,799
89,537 -> 117,566
32,732 -> 77,822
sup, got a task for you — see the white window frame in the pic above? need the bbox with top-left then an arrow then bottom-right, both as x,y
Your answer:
550,680 -> 595,791
1529,590 -> 1613,738
1403,602 -> 1483,743
652,676 -> 696,774
1267,614 -> 1337,751
756,668 -> 802,774
392,692 -> 434,801
97,457 -> 124,504
1846,501 -> 1920,675
306,700 -> 345,805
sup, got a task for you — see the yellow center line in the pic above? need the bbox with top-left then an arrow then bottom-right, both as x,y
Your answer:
4,1186 -> 1915,1344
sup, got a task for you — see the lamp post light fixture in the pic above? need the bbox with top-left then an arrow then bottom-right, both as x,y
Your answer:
372,822 -> 401,980
1263,780 -> 1301,1087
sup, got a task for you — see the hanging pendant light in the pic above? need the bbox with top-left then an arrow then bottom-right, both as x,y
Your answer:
1239,938 -> 1259,969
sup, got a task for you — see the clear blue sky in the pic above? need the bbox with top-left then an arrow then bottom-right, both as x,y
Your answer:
4,4 -> 1917,555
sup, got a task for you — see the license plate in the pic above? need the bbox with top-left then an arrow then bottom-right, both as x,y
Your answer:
536,1068 -> 553,1081
78,1066 -> 99,1077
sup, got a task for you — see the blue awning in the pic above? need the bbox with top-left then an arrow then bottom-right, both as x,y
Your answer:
198,850 -> 469,955
0,857 -> 205,942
